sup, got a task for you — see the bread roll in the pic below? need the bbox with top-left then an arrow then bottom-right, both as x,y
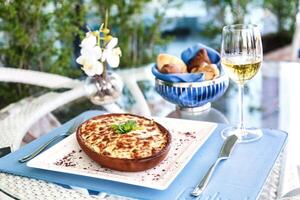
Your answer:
191,64 -> 220,80
157,54 -> 187,73
188,49 -> 211,73
160,64 -> 182,74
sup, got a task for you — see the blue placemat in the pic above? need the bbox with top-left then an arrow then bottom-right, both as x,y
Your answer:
0,110 -> 287,200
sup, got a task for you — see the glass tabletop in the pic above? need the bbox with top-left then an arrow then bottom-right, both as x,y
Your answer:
165,61 -> 296,130
164,61 -> 299,164
55,61 -> 298,133
54,60 -> 299,160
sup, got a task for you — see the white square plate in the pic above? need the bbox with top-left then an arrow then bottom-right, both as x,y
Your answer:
27,117 -> 217,190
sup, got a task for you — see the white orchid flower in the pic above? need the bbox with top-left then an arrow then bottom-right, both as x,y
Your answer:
80,32 -> 97,48
80,60 -> 103,76
80,45 -> 102,60
101,37 -> 122,68
76,46 -> 103,76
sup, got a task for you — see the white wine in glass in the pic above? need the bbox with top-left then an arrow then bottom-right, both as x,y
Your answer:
221,24 -> 263,143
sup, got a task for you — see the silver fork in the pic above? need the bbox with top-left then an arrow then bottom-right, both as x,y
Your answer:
19,117 -> 83,163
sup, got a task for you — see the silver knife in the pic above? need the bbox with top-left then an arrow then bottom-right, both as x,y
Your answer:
191,134 -> 238,197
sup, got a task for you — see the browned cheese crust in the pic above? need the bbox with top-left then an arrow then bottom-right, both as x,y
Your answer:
76,113 -> 171,171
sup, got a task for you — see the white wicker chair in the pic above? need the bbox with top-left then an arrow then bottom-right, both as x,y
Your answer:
0,67 -> 92,151
0,66 -> 153,151
116,64 -> 152,116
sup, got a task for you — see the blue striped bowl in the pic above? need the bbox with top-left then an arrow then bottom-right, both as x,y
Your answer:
155,74 -> 229,109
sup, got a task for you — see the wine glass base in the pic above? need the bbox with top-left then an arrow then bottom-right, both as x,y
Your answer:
176,103 -> 211,113
221,126 -> 262,143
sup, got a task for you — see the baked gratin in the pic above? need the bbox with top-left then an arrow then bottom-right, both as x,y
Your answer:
76,113 -> 171,171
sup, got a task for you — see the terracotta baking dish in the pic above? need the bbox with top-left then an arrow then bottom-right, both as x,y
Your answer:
76,113 -> 172,172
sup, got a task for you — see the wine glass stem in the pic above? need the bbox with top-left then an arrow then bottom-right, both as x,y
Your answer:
238,84 -> 245,137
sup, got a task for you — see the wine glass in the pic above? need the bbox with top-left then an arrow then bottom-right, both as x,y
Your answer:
221,24 -> 263,143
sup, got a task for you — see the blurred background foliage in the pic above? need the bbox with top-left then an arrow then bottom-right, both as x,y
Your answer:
0,0 -> 172,108
202,0 -> 299,50
0,0 -> 299,109
90,0 -> 173,68
264,0 -> 299,34
0,0 -> 85,107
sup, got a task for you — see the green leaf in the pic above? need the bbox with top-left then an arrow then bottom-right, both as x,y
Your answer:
111,120 -> 139,134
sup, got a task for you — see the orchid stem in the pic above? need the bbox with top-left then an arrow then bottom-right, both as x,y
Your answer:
97,35 -> 100,47
105,9 -> 108,29
102,62 -> 107,80
101,9 -> 109,80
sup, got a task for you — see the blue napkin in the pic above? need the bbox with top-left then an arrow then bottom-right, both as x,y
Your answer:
181,43 -> 221,66
152,43 -> 221,83
0,111 -> 287,200
151,66 -> 205,82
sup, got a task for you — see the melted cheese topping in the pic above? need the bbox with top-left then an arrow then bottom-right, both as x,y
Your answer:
78,115 -> 168,159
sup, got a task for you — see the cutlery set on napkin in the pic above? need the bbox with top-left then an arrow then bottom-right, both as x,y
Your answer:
16,114 -> 238,198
